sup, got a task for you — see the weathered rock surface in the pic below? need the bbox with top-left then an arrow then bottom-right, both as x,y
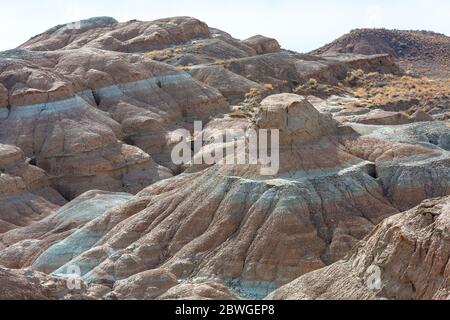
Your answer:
312,28 -> 450,79
21,17 -> 210,53
342,109 -> 411,125
0,48 -> 232,197
158,280 -> 237,300
0,266 -> 91,300
2,16 -> 409,201
243,35 -> 281,55
0,190 -> 133,270
224,52 -> 399,92
269,196 -> 450,300
305,70 -> 449,124
189,66 -> 265,104
0,16 -> 448,301
0,144 -> 65,234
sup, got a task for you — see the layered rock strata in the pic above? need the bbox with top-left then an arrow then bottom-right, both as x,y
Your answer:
269,196 -> 450,300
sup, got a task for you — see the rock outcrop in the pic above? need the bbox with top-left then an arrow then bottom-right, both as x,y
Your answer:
189,66 -> 265,104
243,35 -> 281,55
312,28 -> 450,79
0,266 -> 89,300
1,16 -> 409,201
304,70 -> 449,123
0,144 -> 65,234
21,17 -> 210,53
0,190 -> 133,270
1,94 -> 447,300
0,16 -> 448,301
223,52 -> 400,92
269,196 -> 450,300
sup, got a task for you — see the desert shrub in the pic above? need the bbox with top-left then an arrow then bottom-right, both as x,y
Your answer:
308,78 -> 318,87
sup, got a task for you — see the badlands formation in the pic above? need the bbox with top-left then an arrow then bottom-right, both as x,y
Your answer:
0,17 -> 449,300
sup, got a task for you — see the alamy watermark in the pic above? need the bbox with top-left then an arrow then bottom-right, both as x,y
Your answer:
171,121 -> 280,175
66,264 -> 82,290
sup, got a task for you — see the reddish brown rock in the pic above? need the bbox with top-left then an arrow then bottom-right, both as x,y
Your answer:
311,28 -> 450,79
112,268 -> 178,299
189,66 -> 265,104
0,266 -> 92,300
158,281 -> 237,300
0,144 -> 65,234
0,84 -> 7,108
0,190 -> 132,269
343,109 -> 411,125
243,35 -> 281,55
0,47 -> 234,197
256,94 -> 337,145
21,17 -> 210,53
0,16 -> 448,301
269,196 -> 450,300
225,52 -> 400,92
410,110 -> 434,122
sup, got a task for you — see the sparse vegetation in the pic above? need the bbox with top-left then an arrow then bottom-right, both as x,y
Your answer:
245,87 -> 263,99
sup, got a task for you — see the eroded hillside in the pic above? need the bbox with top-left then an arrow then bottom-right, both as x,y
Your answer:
0,16 -> 449,300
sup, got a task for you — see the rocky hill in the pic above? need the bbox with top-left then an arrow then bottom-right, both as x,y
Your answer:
312,28 -> 450,79
0,16 -> 449,300
269,196 -> 450,300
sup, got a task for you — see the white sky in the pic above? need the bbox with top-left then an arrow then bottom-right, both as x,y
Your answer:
1,0 -> 449,52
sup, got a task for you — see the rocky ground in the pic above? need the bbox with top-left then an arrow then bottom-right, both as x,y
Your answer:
0,16 -> 449,300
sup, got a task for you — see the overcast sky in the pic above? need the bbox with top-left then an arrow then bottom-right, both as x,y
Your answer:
1,0 -> 449,52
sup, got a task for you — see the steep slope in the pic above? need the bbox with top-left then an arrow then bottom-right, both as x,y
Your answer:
312,28 -> 450,79
0,190 -> 133,269
0,266 -> 89,300
269,196 -> 450,300
1,94 -> 448,300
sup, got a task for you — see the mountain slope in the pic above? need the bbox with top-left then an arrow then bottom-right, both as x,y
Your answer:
269,196 -> 450,300
312,28 -> 450,79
